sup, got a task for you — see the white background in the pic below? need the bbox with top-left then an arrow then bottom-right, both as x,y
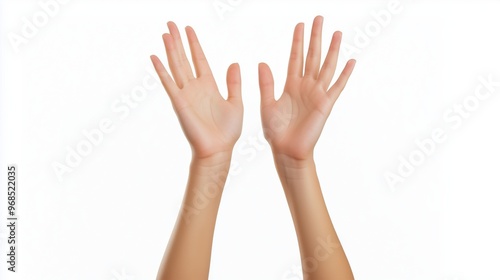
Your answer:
1,0 -> 500,279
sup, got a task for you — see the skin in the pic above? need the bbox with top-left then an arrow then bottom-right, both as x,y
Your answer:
151,21 -> 243,280
151,16 -> 355,280
259,16 -> 356,280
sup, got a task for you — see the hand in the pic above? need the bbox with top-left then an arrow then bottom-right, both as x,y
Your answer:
258,16 -> 356,161
151,22 -> 243,159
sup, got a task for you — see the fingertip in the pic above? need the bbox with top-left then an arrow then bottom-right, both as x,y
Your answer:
341,59 -> 356,77
150,54 -> 162,66
228,63 -> 241,78
258,63 -> 274,84
259,63 -> 271,76
166,21 -> 174,31
163,33 -> 176,49
167,21 -> 180,36
228,62 -> 240,74
227,63 -> 242,102
258,62 -> 268,71
150,55 -> 166,73
185,26 -> 200,45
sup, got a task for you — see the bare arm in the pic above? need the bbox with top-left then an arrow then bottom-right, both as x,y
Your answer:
258,16 -> 356,280
151,21 -> 243,280
274,155 -> 354,279
156,152 -> 232,279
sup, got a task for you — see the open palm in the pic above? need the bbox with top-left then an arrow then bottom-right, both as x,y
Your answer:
151,22 -> 243,159
259,16 -> 356,160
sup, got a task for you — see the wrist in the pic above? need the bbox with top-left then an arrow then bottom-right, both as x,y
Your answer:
272,152 -> 315,169
189,151 -> 232,190
191,150 -> 233,168
272,153 -> 317,184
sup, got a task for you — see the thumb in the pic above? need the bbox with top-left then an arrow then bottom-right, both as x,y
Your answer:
226,63 -> 242,104
258,63 -> 275,107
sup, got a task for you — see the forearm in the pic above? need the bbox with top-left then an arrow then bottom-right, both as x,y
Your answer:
157,152 -> 232,280
274,154 -> 354,280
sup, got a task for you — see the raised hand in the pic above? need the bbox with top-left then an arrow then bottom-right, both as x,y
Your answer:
151,22 -> 243,159
258,16 -> 355,161
152,22 -> 243,280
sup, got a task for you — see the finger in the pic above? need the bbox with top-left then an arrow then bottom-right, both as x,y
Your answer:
304,15 -> 323,79
258,63 -> 275,108
327,59 -> 356,102
318,31 -> 342,90
162,33 -> 189,88
167,22 -> 195,80
185,26 -> 214,78
167,21 -> 195,81
226,63 -> 242,105
286,22 -> 304,79
150,55 -> 179,98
